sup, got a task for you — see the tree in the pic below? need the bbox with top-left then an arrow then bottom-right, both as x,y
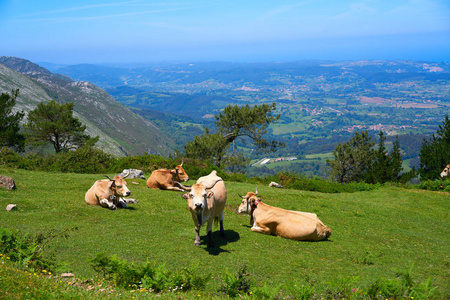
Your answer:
25,100 -> 98,153
185,102 -> 283,168
419,114 -> 450,180
365,131 -> 404,183
0,89 -> 25,152
327,131 -> 375,183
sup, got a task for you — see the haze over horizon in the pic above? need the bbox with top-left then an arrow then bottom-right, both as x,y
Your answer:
1,0 -> 449,65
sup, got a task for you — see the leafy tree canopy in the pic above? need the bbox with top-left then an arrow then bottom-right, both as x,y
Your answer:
185,102 -> 283,169
25,100 -> 98,153
0,89 -> 25,152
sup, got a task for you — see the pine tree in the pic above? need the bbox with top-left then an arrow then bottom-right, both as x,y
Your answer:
327,131 -> 375,183
419,115 -> 450,180
25,100 -> 98,153
0,89 -> 25,152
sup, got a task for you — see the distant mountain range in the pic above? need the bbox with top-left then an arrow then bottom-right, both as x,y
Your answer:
0,56 -> 174,156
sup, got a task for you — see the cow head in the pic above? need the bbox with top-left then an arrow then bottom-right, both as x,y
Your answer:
182,179 -> 222,226
171,162 -> 189,182
237,191 -> 260,214
104,174 -> 131,198
441,164 -> 450,179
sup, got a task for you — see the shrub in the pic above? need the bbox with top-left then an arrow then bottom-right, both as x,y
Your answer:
0,227 -> 66,272
218,263 -> 252,297
91,253 -> 210,293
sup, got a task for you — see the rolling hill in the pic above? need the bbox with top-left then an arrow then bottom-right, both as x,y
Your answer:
0,56 -> 175,156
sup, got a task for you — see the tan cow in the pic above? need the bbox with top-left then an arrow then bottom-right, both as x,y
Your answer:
238,191 -> 331,241
440,164 -> 450,179
146,162 -> 190,191
181,171 -> 226,247
85,173 -> 137,209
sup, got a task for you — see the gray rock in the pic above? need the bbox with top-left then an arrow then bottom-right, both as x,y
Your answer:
0,175 -> 16,189
120,169 -> 145,179
6,204 -> 17,211
268,181 -> 283,188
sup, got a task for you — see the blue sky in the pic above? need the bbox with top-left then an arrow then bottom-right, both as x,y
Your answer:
1,0 -> 449,64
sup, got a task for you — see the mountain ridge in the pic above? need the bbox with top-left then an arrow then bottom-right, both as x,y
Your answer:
0,56 -> 175,156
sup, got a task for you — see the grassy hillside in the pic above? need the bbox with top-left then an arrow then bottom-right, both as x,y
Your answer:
0,168 -> 448,298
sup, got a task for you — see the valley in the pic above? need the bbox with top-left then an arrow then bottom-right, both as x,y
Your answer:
48,60 -> 450,177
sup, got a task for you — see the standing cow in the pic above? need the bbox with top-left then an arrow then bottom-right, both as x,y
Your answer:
182,171 -> 227,248
85,173 -> 137,209
146,162 -> 190,191
238,191 -> 331,241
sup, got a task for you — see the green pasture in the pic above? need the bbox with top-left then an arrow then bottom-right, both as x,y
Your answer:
0,168 -> 449,298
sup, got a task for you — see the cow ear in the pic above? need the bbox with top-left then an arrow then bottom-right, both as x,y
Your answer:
206,190 -> 214,199
181,193 -> 189,200
170,169 -> 176,174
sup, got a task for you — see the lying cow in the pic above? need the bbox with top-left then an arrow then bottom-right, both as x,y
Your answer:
182,171 -> 226,247
238,191 -> 331,241
85,173 -> 137,209
440,164 -> 450,179
146,162 -> 190,191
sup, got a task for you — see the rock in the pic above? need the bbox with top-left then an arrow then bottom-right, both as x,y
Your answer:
268,181 -> 283,188
61,272 -> 75,278
6,204 -> 17,211
120,169 -> 145,179
0,175 -> 16,189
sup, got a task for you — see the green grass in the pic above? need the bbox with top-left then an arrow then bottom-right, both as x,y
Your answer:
0,168 -> 449,298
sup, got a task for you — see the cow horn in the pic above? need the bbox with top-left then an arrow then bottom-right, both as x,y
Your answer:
103,175 -> 114,181
255,186 -> 258,195
122,169 -> 130,178
181,159 -> 184,167
238,193 -> 245,198
204,179 -> 223,190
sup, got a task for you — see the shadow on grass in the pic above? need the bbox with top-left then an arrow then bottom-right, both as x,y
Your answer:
198,229 -> 240,256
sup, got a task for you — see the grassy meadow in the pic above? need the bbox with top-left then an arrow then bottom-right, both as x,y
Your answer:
0,168 -> 449,299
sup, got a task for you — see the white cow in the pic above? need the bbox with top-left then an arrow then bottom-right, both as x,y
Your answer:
182,171 -> 226,247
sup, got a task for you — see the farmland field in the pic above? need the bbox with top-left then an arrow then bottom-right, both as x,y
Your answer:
0,168 -> 449,298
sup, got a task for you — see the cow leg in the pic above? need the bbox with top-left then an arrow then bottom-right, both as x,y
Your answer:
219,213 -> 226,239
194,226 -> 201,246
121,197 -> 138,204
165,186 -> 187,192
251,224 -> 271,235
100,199 -> 117,210
206,220 -> 215,248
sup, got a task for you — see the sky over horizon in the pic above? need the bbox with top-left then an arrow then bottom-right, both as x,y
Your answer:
1,0 -> 449,64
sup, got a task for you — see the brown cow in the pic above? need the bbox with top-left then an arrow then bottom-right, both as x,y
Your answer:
440,164 -> 450,179
238,191 -> 331,241
182,171 -> 227,247
85,173 -> 137,209
146,162 -> 190,191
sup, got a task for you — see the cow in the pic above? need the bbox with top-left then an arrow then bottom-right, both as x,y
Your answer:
146,162 -> 190,191
181,170 -> 227,247
85,172 -> 137,209
237,191 -> 331,241
440,164 -> 450,179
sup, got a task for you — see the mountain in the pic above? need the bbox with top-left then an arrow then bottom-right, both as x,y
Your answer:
0,56 -> 175,156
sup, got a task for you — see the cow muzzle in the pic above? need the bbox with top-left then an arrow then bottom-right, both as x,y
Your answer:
124,191 -> 131,197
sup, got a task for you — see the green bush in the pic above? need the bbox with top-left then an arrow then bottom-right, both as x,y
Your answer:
0,227 -> 65,272
91,253 -> 210,293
